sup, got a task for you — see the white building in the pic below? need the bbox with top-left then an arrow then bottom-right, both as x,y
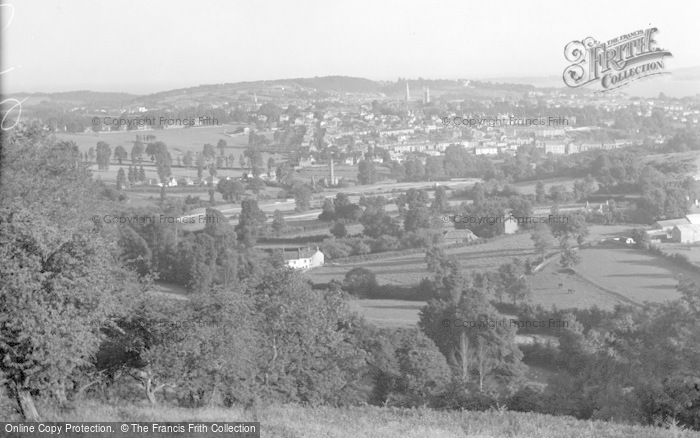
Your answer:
284,248 -> 325,270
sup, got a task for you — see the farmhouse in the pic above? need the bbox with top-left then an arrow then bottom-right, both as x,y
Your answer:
671,224 -> 700,244
443,228 -> 477,245
650,213 -> 700,237
284,248 -> 325,270
652,218 -> 692,234
503,215 -> 519,234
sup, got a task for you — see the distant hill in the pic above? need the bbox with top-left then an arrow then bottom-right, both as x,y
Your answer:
11,90 -> 140,105
287,76 -> 381,93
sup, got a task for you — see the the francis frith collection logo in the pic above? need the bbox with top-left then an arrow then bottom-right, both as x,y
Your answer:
563,27 -> 672,92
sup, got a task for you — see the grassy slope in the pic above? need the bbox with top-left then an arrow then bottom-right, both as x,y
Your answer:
38,401 -> 699,438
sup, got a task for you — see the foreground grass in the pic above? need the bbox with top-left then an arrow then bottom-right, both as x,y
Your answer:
38,400 -> 700,438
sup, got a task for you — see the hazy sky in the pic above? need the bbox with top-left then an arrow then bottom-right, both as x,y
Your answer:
2,0 -> 700,94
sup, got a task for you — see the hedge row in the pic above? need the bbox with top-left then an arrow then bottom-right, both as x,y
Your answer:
330,237 -> 500,264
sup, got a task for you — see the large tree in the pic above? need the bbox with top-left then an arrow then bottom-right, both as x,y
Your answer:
1,129 -> 136,419
235,199 -> 266,247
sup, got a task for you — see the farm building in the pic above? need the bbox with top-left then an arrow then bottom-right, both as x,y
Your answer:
284,248 -> 325,270
652,218 -> 691,233
503,215 -> 519,234
443,228 -> 477,245
671,224 -> 700,243
650,213 -> 700,237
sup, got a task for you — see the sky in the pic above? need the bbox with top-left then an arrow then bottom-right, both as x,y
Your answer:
2,0 -> 700,94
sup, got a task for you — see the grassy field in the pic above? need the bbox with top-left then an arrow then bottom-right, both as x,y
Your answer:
306,225 -> 636,287
307,232 -> 539,286
574,245 -> 693,305
56,124 -> 252,154
35,400 -> 699,438
307,224 -> 691,312
347,299 -> 424,328
660,242 -> 700,267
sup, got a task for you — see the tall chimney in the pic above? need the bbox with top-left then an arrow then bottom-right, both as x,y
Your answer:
330,159 -> 335,185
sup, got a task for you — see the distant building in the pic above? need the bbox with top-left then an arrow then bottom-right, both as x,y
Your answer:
405,82 -> 411,101
205,175 -> 219,186
284,248 -> 325,270
543,141 -> 567,154
503,215 -> 519,234
672,224 -> 700,243
475,147 -> 498,155
443,228 -> 476,245
328,160 -> 338,186
652,218 -> 692,234
423,86 -> 430,104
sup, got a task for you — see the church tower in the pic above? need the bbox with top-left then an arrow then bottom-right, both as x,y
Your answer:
405,81 -> 411,101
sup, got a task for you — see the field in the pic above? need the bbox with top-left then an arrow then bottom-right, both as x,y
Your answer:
574,245 -> 694,305
347,299 -> 424,328
307,232 -> 539,286
661,242 -> 700,267
306,225 -> 636,287
35,400 -> 699,438
307,224 -> 694,313
56,124 -> 253,155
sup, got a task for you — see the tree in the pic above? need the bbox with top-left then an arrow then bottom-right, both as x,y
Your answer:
343,267 -> 378,297
127,165 -> 135,184
1,131 -> 136,419
267,157 -> 275,173
330,221 -> 348,238
209,163 -> 217,178
246,178 -> 266,195
404,205 -> 434,233
535,181 -> 546,204
113,145 -> 128,165
217,179 -> 246,202
630,228 -> 651,249
419,287 -> 524,393
154,145 -> 172,184
130,140 -> 144,164
292,183 -> 312,212
87,147 -> 95,163
530,223 -> 554,263
95,141 -> 111,170
496,258 -> 531,305
573,176 -> 599,201
116,167 -> 127,190
138,166 -> 146,182
244,146 -> 263,178
361,211 -> 402,238
550,212 -> 589,247
357,160 -> 378,185
217,139 -> 227,156
319,198 -> 337,221
560,245 -> 581,268
271,210 -> 287,235
202,143 -> 216,161
235,199 -> 266,247
196,155 -> 205,179
183,151 -> 194,168
431,186 -> 450,213
249,270 -> 365,404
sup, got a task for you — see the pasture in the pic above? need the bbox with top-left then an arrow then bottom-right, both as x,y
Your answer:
56,124 -> 251,154
347,299 -> 424,328
307,225 -> 689,311
308,224 -> 638,288
574,245 -> 691,305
